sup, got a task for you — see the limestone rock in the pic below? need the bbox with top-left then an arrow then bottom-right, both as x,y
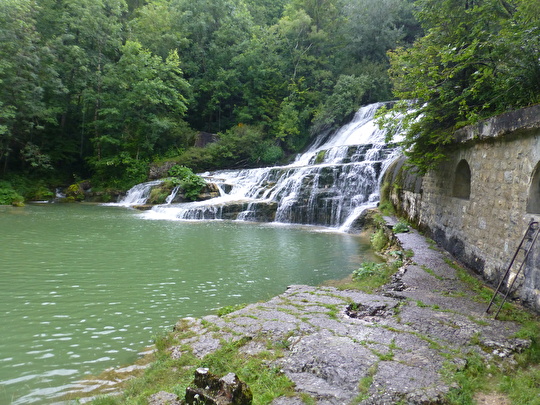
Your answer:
148,391 -> 182,405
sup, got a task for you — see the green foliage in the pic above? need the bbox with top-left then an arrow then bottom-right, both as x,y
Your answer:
93,41 -> 190,162
0,0 -> 423,182
353,262 -> 386,281
312,74 -> 371,132
392,220 -> 410,233
501,366 -> 540,405
383,0 -> 540,173
66,182 -> 86,202
147,186 -> 171,205
199,339 -> 295,404
176,124 -> 284,172
168,165 -> 206,201
378,201 -> 395,216
350,260 -> 402,293
0,181 -> 24,205
88,396 -> 119,405
217,303 -> 248,317
153,330 -> 177,353
90,152 -> 149,190
370,228 -> 389,251
168,165 -> 194,180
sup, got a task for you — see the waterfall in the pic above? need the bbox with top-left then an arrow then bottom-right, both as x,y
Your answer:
116,103 -> 401,231
115,180 -> 163,207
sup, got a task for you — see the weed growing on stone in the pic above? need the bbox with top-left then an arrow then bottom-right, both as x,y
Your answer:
346,260 -> 402,293
216,303 -> 247,317
87,331 -> 296,405
299,393 -> 317,405
421,264 -> 444,280
200,338 -> 295,404
370,228 -> 389,251
392,219 -> 410,233
353,364 -> 378,404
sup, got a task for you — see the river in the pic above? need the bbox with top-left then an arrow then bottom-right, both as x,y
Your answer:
0,203 -> 377,404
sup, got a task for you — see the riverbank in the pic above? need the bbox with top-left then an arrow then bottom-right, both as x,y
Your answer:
86,216 -> 540,405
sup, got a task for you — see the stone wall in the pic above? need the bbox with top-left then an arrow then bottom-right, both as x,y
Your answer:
383,104 -> 540,313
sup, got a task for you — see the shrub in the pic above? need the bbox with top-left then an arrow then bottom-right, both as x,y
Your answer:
173,125 -> 285,172
350,260 -> 402,293
392,220 -> 410,233
353,262 -> 385,281
0,181 -> 25,206
217,303 -> 247,317
168,165 -> 206,201
89,152 -> 149,190
370,229 -> 389,251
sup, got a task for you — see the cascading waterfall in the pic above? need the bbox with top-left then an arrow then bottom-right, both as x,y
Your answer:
115,102 -> 401,231
115,180 -> 163,207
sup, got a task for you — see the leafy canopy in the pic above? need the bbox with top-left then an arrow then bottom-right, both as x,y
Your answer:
382,0 -> 540,173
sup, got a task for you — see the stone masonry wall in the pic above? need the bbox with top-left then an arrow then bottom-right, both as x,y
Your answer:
383,104 -> 540,313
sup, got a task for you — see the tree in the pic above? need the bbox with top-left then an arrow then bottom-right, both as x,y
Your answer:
334,0 -> 420,102
35,0 -> 128,173
244,0 -> 289,25
0,0 -> 60,173
128,0 -> 189,60
89,41 -> 190,185
161,0 -> 255,132
230,25 -> 288,128
312,74 -> 371,132
383,0 -> 539,172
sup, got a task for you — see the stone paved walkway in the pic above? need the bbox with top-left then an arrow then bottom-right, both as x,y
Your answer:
167,219 -> 530,404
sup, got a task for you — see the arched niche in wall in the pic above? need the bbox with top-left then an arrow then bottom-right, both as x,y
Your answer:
527,162 -> 540,214
453,159 -> 471,200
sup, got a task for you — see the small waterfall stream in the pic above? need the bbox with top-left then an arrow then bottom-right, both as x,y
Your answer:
116,103 -> 401,231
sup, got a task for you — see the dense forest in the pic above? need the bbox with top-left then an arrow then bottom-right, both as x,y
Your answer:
0,0 -> 538,203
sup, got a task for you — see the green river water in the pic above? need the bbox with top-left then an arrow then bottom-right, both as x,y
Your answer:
0,203 -> 377,404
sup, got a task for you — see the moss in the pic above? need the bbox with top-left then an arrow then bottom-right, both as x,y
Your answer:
314,150 -> 326,164
66,182 -> 86,201
147,185 -> 171,204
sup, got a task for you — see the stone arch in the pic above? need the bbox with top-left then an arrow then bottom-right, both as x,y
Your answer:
453,159 -> 471,200
527,162 -> 540,214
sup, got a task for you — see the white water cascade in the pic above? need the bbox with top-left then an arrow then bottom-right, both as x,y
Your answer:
116,102 -> 402,231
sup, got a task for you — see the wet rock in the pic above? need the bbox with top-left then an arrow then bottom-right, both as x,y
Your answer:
133,204 -> 154,211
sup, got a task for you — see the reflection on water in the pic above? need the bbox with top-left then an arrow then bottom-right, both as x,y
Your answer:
0,204 -> 375,404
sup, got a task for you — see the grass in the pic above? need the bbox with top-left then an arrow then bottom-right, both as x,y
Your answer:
370,228 -> 389,251
441,257 -> 540,404
217,303 -> 247,317
87,334 -> 295,405
420,264 -> 444,280
339,260 -> 402,294
352,364 -> 378,404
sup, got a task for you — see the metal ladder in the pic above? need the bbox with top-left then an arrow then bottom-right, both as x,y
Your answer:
486,220 -> 540,319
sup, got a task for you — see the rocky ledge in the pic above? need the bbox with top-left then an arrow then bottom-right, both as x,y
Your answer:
152,218 -> 531,404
